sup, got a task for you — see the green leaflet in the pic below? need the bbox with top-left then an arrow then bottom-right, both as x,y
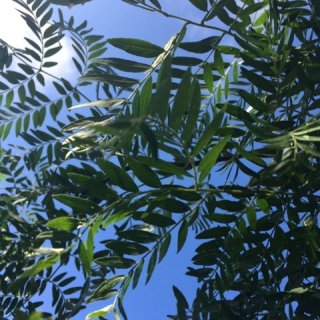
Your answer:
133,211 -> 175,228
93,58 -> 151,73
139,121 -> 158,159
68,173 -> 119,202
79,240 -> 91,274
137,156 -> 192,177
192,104 -> 227,156
169,67 -> 192,131
214,49 -> 225,76
6,91 -> 14,108
46,217 -> 79,232
103,240 -> 148,255
216,200 -> 246,211
179,36 -> 221,53
78,73 -> 138,88
95,256 -> 135,269
117,230 -> 160,243
15,255 -> 60,281
177,219 -> 188,253
85,305 -> 114,319
233,143 -> 266,167
127,156 -> 161,188
204,213 -> 237,223
132,260 -> 144,289
196,226 -> 231,239
173,285 -> 189,310
139,76 -> 152,116
69,98 -> 126,110
198,135 -> 231,182
205,0 -> 232,21
158,234 -> 171,265
148,55 -> 172,121
61,115 -> 115,131
36,231 -> 76,242
152,198 -> 190,213
97,158 -> 138,193
172,56 -> 202,66
108,38 -> 164,58
188,0 -> 207,11
181,79 -> 201,145
247,205 -> 257,230
88,275 -> 124,304
240,67 -> 276,93
53,195 -> 102,214
237,89 -> 269,112
150,0 -> 161,9
146,249 -> 157,284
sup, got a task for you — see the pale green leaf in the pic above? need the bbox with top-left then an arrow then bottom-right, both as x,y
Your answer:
46,217 -> 79,231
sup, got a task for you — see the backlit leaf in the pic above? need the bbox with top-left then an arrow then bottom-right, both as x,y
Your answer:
46,217 -> 79,231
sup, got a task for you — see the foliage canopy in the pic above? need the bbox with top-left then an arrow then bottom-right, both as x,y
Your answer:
1,0 -> 320,319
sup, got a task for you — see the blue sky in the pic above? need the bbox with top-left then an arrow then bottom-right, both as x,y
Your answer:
0,0 -> 231,319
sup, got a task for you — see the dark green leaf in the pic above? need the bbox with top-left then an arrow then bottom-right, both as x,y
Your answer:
172,56 -> 202,66
148,55 -> 172,121
137,156 -> 191,177
196,226 -> 231,239
97,158 -> 138,192
68,173 -> 119,202
53,195 -> 101,214
139,121 -> 158,159
95,256 -> 135,269
78,73 -> 138,88
241,67 -> 276,93
192,104 -> 226,156
103,240 -> 148,255
214,49 -> 225,76
188,0 -> 207,11
152,198 -> 190,213
204,213 -> 237,223
108,38 -> 164,58
134,212 -> 175,227
93,58 -> 151,72
132,260 -> 144,289
44,46 -> 62,58
199,135 -> 231,182
169,67 -> 192,130
146,249 -> 157,284
127,156 -> 162,188
177,220 -> 188,253
180,36 -> 220,53
117,230 -> 160,243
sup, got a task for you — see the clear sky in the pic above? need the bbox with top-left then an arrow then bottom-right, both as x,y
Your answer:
0,1 -> 228,319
